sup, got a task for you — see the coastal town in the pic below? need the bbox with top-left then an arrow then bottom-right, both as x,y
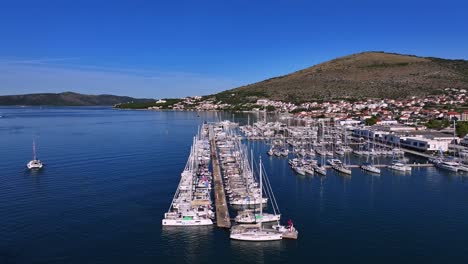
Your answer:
118,88 -> 468,157
140,88 -> 468,123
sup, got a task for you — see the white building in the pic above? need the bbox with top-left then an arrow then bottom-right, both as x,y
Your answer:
400,136 -> 451,152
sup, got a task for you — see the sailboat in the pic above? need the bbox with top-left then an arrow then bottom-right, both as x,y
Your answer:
313,134 -> 327,176
230,157 -> 283,241
332,148 -> 352,175
27,140 -> 43,169
388,149 -> 411,172
360,141 -> 380,174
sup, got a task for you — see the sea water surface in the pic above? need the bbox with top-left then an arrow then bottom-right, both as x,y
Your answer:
1,107 -> 468,263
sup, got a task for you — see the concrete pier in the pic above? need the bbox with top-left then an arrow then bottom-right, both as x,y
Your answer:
209,126 -> 231,228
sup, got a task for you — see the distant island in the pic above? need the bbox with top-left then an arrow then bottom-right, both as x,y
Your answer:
0,92 -> 153,106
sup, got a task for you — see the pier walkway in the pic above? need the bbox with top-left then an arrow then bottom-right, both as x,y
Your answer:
209,126 -> 231,228
323,163 -> 434,169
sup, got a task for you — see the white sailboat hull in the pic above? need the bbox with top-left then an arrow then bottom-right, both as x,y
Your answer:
230,227 -> 283,241
162,218 -> 213,226
333,165 -> 352,175
436,163 -> 459,172
361,165 -> 381,174
314,166 -> 327,176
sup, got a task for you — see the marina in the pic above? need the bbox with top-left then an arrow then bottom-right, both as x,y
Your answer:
240,119 -> 468,176
162,119 -> 298,241
161,115 -> 465,243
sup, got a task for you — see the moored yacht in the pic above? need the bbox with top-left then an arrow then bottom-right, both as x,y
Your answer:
313,164 -> 327,176
360,162 -> 381,174
293,165 -> 306,175
435,160 -> 459,172
230,224 -> 283,241
230,158 -> 284,241
332,163 -> 352,175
388,160 -> 411,172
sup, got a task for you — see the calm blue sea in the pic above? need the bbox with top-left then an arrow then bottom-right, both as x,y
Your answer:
1,107 -> 468,263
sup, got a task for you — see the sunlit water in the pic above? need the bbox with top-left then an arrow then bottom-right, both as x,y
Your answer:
1,107 -> 467,263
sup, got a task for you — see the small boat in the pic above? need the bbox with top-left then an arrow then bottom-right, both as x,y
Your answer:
293,166 -> 306,175
304,166 -> 314,175
326,159 -> 342,166
267,148 -> 274,156
162,211 -> 213,226
27,140 -> 43,170
335,147 -> 345,156
280,149 -> 289,157
435,160 -> 459,172
230,224 -> 283,241
360,162 -> 381,174
388,160 -> 411,172
313,165 -> 327,176
332,163 -> 352,175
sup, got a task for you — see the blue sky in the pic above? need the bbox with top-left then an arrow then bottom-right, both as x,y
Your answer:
0,0 -> 467,98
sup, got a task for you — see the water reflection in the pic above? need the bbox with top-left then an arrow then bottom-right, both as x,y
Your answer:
161,226 -> 215,263
230,239 -> 284,264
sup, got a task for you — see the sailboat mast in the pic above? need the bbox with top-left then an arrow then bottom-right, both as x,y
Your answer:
251,149 -> 253,177
259,156 -> 263,225
33,139 -> 37,160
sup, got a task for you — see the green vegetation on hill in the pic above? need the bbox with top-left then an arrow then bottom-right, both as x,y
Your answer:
0,92 -> 153,106
216,52 -> 468,102
212,90 -> 268,105
115,99 -> 183,109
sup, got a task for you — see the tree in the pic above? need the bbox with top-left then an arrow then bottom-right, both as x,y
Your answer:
425,119 -> 450,130
365,116 -> 378,126
266,105 -> 276,112
456,121 -> 468,137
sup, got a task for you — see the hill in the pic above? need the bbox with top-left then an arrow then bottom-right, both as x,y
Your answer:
0,92 -> 153,106
214,52 -> 468,103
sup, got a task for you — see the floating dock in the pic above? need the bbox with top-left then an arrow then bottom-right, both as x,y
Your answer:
324,163 -> 434,169
282,230 -> 299,240
209,125 -> 231,228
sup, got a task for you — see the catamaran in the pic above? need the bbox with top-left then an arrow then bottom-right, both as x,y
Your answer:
27,140 -> 43,170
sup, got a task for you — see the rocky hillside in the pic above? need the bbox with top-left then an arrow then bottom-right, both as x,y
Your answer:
214,52 -> 468,103
0,92 -> 153,106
